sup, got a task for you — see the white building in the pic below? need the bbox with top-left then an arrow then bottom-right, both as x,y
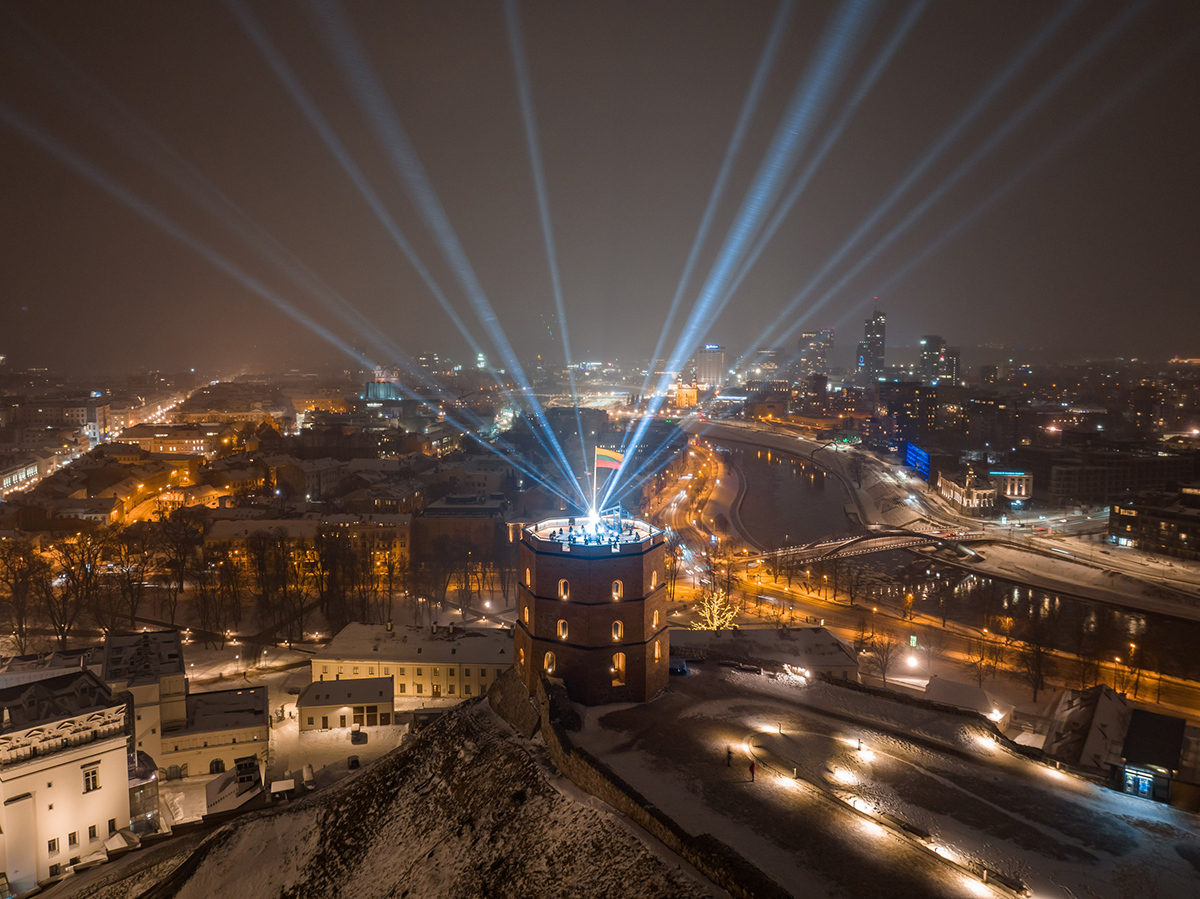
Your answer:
102,631 -> 269,779
312,622 -> 512,701
0,671 -> 130,893
102,631 -> 187,765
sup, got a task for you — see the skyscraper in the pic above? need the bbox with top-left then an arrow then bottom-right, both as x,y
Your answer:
919,335 -> 946,381
797,328 -> 833,379
858,311 -> 885,382
695,344 -> 725,389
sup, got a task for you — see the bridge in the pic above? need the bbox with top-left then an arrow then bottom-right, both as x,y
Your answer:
749,527 -> 988,564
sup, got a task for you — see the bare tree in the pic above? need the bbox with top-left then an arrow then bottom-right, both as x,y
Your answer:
0,539 -> 49,654
1016,618 -> 1055,702
921,627 -> 947,669
866,629 -> 902,688
112,525 -> 156,628
45,530 -> 111,649
963,637 -> 993,687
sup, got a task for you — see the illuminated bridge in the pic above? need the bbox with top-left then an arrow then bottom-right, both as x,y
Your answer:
751,527 -> 988,564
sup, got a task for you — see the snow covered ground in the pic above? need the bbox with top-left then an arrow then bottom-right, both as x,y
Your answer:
47,701 -> 721,899
574,665 -> 1200,899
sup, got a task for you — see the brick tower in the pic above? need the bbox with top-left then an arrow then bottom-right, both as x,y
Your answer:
514,510 -> 669,705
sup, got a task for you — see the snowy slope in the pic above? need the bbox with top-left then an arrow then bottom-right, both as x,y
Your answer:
63,701 -> 715,899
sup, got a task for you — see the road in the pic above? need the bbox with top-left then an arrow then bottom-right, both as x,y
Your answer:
649,420 -> 1200,726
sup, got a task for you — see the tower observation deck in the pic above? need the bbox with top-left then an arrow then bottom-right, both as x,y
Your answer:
514,508 -> 669,705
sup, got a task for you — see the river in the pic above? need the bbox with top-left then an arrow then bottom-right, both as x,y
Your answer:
720,439 -> 1200,683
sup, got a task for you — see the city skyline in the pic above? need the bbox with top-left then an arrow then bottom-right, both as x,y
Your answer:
1,1 -> 1198,376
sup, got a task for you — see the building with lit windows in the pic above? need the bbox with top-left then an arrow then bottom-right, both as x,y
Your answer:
514,511 -> 669,705
311,622 -> 512,703
857,310 -> 886,383
0,670 -> 130,893
695,345 -> 725,389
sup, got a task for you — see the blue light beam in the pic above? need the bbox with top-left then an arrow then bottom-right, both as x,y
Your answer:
503,0 -> 590,495
0,100 -> 374,368
307,0 -> 587,503
632,0 -> 797,421
720,0 -> 927,356
779,0 -> 1148,343
834,23 -> 1200,336
748,0 -> 1083,352
608,0 -> 877,507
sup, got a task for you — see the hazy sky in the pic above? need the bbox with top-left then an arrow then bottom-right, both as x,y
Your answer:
1,0 -> 1198,376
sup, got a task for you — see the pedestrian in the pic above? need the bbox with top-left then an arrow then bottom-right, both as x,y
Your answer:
749,761 -> 756,782
726,747 -> 732,767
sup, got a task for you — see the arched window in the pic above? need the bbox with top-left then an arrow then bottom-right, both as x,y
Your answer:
518,647 -> 525,670
522,605 -> 530,625
209,758 -> 226,774
558,579 -> 570,600
612,620 -> 624,641
611,652 -> 626,687
611,580 -> 623,600
654,640 -> 661,661
557,619 -> 569,640
544,652 -> 556,674
525,568 -> 531,587
651,571 -> 659,589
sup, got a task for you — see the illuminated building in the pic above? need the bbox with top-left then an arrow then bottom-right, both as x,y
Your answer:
857,310 -> 885,382
797,328 -> 833,379
695,344 -> 725,389
515,511 -> 669,705
312,622 -> 512,701
0,671 -> 130,892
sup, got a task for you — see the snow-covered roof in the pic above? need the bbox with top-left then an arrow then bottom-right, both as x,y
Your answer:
103,630 -> 185,684
298,677 -> 394,708
922,676 -> 1013,722
183,686 -> 268,733
669,626 -> 857,670
314,622 -> 512,666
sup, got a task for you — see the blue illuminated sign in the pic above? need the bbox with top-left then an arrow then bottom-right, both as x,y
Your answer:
905,443 -> 931,480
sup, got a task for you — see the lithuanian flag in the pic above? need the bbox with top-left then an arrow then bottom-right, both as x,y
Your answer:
594,447 -> 624,471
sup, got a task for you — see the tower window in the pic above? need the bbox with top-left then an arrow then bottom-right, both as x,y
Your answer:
612,620 -> 623,641
544,652 -> 556,674
558,579 -> 570,600
654,640 -> 661,661
518,647 -> 525,670
651,571 -> 659,589
611,652 -> 626,687
526,568 -> 531,587
557,619 -> 569,639
523,605 -> 530,624
652,609 -> 660,628
611,580 -> 623,600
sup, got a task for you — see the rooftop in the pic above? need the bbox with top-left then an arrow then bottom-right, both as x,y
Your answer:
525,510 -> 661,548
182,686 -> 268,733
314,622 -> 512,666
669,626 -> 857,670
0,670 -> 120,733
103,630 -> 186,684
298,677 -> 394,708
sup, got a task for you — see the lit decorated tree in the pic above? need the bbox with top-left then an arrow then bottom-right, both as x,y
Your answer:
691,589 -> 738,631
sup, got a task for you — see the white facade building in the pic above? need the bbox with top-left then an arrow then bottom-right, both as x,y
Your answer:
0,671 -> 130,893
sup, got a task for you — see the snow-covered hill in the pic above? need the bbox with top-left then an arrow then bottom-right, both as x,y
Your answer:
64,701 -> 715,899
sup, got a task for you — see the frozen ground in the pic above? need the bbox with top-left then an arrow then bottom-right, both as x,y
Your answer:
575,665 -> 1200,899
48,701 -> 721,899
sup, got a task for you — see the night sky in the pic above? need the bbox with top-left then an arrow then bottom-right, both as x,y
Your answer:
1,0 -> 1198,375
